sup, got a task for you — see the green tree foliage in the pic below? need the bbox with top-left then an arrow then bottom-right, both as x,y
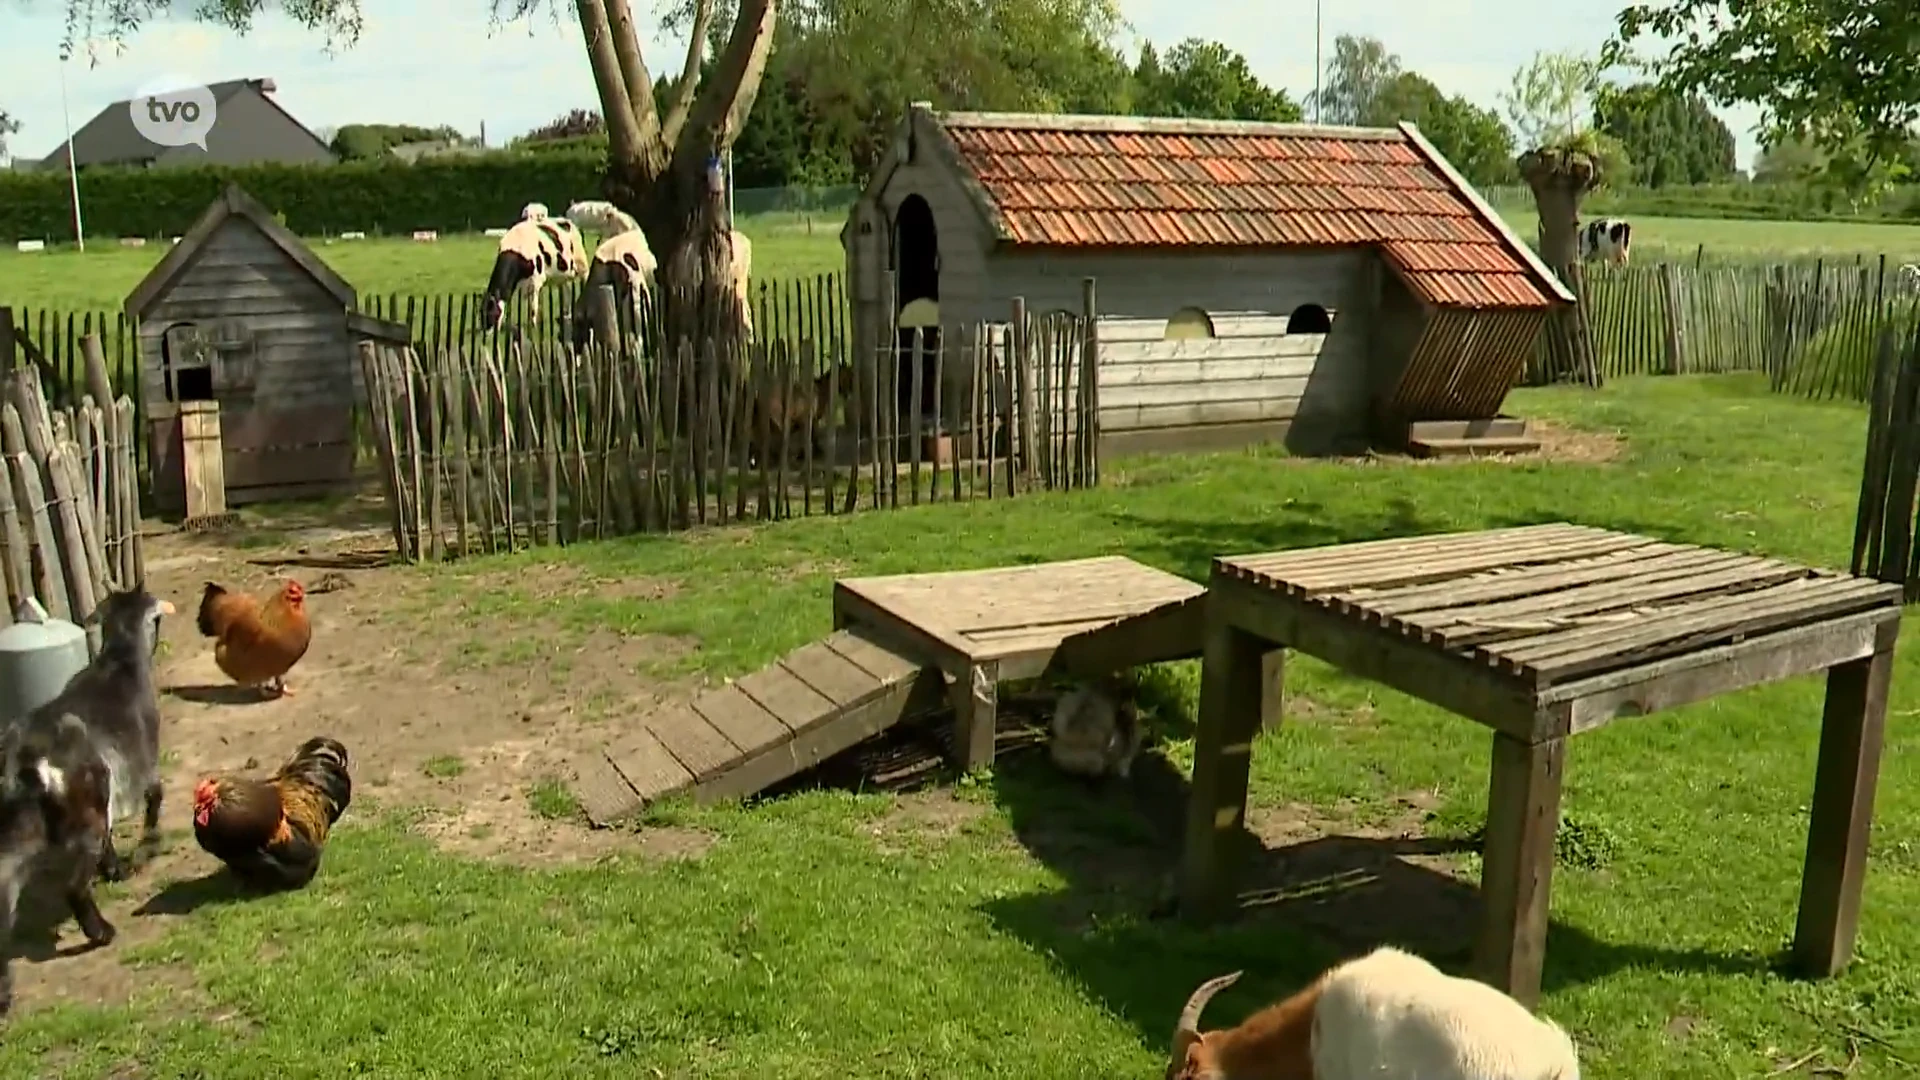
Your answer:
1501,49 -> 1601,150
1312,34 -> 1400,125
1131,38 -> 1301,122
1752,136 -> 1827,185
520,109 -> 605,143
0,110 -> 18,162
1365,71 -> 1516,187
330,123 -> 467,160
1611,0 -> 1920,195
1592,83 -> 1735,187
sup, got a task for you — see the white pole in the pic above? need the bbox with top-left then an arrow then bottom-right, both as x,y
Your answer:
59,57 -> 86,252
1313,0 -> 1323,124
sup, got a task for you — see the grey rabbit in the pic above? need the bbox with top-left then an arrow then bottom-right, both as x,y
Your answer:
1047,678 -> 1144,781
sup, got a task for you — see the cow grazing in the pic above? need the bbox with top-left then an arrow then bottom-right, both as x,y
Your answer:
570,229 -> 660,353
481,216 -> 590,331
1577,218 -> 1632,265
566,200 -> 641,238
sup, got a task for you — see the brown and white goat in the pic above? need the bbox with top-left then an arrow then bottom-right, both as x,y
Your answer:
0,588 -> 175,1017
1168,947 -> 1581,1080
481,216 -> 590,331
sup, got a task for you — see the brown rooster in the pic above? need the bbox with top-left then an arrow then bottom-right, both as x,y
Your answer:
192,736 -> 351,891
197,578 -> 312,697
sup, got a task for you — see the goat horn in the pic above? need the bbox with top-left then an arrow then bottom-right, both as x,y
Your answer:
1175,970 -> 1243,1037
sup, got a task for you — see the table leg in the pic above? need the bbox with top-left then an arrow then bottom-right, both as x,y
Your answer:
1475,733 -> 1566,1009
1793,644 -> 1895,978
1178,619 -> 1271,920
950,661 -> 998,771
1260,648 -> 1286,732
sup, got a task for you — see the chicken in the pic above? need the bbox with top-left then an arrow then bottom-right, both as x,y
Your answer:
197,578 -> 312,697
192,736 -> 352,891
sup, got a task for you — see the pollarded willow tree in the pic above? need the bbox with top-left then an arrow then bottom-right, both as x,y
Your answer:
59,0 -> 776,333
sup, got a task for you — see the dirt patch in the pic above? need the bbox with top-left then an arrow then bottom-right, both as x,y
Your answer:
416,800 -> 716,868
12,511 -> 703,1015
865,789 -> 991,851
1240,788 -> 1479,957
1530,418 -> 1626,464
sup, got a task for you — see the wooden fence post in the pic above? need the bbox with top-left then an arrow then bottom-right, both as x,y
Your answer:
1079,277 -> 1099,488
1011,296 -> 1035,490
1659,263 -> 1684,376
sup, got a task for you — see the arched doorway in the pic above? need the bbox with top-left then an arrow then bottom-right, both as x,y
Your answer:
893,195 -> 939,418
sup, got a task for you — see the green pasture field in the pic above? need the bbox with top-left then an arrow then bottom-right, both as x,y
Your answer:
0,210 -> 850,312
2,375 -> 1917,1078
1490,205 -> 1920,264
8,208 -> 1920,313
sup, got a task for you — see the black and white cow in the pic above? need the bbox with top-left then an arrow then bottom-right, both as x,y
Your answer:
480,216 -> 590,331
1578,218 -> 1632,266
569,229 -> 659,352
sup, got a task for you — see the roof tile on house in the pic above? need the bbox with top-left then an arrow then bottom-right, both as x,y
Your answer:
931,112 -> 1565,310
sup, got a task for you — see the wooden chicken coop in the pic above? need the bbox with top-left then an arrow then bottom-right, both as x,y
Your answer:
124,183 -> 363,512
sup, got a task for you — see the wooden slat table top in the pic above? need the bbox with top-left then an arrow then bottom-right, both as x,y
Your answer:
837,556 -> 1205,661
1218,524 -> 1905,689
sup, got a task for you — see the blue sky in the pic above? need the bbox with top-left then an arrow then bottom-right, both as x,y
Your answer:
0,0 -> 1765,174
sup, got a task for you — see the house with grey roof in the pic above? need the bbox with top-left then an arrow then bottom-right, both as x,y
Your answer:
38,77 -> 335,172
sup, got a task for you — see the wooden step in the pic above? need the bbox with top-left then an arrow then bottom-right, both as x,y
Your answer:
573,628 -> 940,826
1406,436 -> 1542,459
1405,416 -> 1529,441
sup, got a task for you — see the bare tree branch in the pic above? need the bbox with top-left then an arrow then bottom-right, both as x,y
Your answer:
660,0 -> 714,149
574,0 -> 656,173
677,0 -> 775,160
603,0 -> 664,152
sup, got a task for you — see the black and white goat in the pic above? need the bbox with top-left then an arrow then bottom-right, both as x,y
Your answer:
480,216 -> 590,331
0,588 -> 174,1017
1578,218 -> 1632,265
570,230 -> 659,353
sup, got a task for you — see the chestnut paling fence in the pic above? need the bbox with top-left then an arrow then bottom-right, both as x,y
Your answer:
355,280 -> 1101,561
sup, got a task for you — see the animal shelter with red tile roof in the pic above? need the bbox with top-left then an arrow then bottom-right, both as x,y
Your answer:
841,105 -> 1573,457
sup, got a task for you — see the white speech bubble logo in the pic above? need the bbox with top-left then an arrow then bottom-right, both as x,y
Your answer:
129,79 -> 217,150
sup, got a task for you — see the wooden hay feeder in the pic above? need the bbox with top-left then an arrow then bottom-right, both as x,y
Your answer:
124,183 -> 363,515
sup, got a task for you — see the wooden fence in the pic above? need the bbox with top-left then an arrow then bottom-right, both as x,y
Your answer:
1849,311 -> 1920,601
0,349 -> 143,628
1530,256 -> 1920,403
356,288 -> 1097,560
0,306 -> 145,479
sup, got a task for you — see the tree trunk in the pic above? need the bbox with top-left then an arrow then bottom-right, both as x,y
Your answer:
1521,147 -> 1601,387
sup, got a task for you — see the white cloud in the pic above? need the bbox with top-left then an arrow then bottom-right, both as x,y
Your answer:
1,0 -> 1765,171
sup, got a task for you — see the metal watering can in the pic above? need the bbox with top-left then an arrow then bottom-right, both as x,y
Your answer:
0,598 -> 91,727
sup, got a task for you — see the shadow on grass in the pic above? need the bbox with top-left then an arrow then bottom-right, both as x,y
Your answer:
975,742 -> 1778,1050
1103,496 -> 1432,581
131,869 -> 256,917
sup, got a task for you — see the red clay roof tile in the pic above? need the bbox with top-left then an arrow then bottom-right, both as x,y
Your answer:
933,112 -> 1561,310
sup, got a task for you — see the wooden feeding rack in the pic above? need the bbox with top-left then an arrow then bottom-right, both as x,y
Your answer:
1180,522 -> 1904,1007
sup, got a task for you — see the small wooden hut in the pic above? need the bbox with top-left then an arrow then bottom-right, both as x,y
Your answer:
125,183 -> 361,511
842,106 -> 1575,456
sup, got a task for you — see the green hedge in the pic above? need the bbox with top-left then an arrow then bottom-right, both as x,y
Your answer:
0,151 -> 608,240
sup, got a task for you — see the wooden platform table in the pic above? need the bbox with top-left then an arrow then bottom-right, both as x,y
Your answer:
832,555 -> 1236,769
1177,522 -> 1904,1007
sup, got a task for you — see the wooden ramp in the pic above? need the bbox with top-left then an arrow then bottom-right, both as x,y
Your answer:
573,629 -> 941,826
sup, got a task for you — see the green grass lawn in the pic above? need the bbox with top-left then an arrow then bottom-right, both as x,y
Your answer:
5,374 -> 1918,1078
10,207 -> 1920,312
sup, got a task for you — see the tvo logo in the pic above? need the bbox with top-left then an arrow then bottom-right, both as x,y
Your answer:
129,81 -> 217,150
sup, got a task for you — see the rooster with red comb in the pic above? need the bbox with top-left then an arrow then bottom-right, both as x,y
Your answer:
192,736 -> 352,891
